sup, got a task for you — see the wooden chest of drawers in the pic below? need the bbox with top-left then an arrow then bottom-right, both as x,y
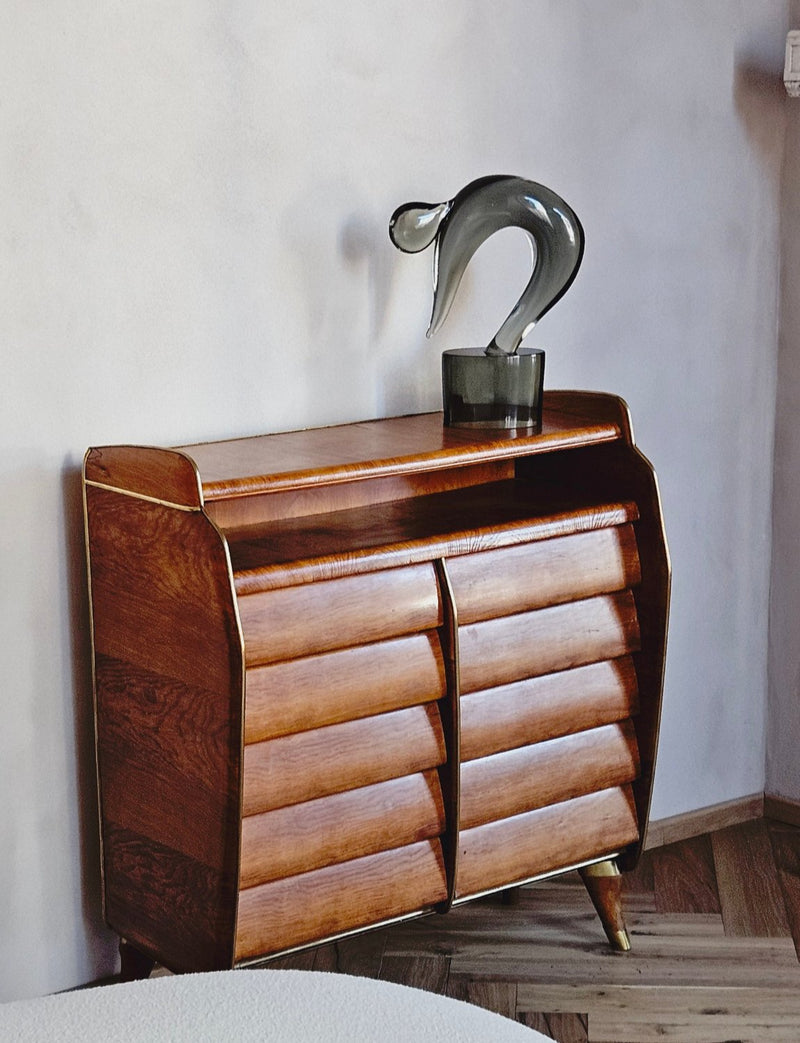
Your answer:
83,391 -> 669,974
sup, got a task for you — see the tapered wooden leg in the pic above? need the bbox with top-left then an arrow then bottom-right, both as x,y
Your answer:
119,939 -> 156,981
579,860 -> 631,952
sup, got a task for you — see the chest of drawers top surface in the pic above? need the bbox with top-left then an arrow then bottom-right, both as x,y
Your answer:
84,391 -> 632,507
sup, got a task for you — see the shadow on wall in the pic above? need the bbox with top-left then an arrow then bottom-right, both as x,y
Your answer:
734,57 -> 789,170
62,461 -> 119,981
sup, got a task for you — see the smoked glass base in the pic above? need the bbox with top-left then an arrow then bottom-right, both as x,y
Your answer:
441,347 -> 545,429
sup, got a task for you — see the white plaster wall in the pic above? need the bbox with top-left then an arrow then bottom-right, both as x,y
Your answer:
768,0 -> 800,802
0,1 -> 790,999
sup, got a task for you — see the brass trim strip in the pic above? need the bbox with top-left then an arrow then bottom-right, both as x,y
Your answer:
433,558 -> 461,913
233,906 -> 437,968
449,851 -> 623,906
81,472 -> 107,924
202,510 -> 248,970
83,479 -> 202,513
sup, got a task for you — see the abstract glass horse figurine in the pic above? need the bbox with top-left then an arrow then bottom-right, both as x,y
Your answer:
389,175 -> 584,358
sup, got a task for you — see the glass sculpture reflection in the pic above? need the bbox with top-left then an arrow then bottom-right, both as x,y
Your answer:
389,174 -> 584,357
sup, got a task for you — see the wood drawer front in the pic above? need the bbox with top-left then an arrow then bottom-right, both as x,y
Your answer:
235,839 -> 448,960
461,657 -> 639,762
240,769 -> 445,889
459,591 -> 641,695
242,703 -> 446,816
238,563 -> 442,667
459,721 -> 640,830
448,524 -> 641,624
455,785 -> 639,899
244,631 -> 446,744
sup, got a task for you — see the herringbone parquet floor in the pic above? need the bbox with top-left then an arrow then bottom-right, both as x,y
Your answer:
260,816 -> 800,1042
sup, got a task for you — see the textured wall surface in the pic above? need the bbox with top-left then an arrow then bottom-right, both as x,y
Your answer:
0,0 -> 792,999
768,0 -> 800,802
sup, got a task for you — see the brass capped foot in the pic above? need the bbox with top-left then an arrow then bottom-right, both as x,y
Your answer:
579,859 -> 631,952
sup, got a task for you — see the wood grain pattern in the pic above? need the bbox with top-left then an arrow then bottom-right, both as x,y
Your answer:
456,785 -> 640,899
448,524 -> 641,623
244,631 -> 446,743
238,563 -> 442,666
460,657 -> 639,762
652,835 -> 721,915
242,703 -> 447,816
459,721 -> 640,830
712,819 -> 791,937
179,394 -> 629,501
235,839 -> 448,960
85,393 -> 668,971
103,824 -> 234,973
240,770 -> 445,888
514,437 -> 669,866
459,591 -> 641,695
207,461 -> 514,531
84,445 -> 202,507
228,480 -> 638,593
85,484 -> 242,972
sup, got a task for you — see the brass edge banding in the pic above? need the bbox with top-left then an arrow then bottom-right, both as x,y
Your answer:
450,852 -> 623,906
84,479 -> 202,512
81,463 -> 107,925
433,558 -> 460,913
234,906 -> 437,968
203,510 -> 248,969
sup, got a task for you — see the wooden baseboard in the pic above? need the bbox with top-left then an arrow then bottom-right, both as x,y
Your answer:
644,793 -> 764,850
764,793 -> 800,828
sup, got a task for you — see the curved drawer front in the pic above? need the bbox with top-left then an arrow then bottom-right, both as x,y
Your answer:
447,524 -> 641,624
244,631 -> 446,744
238,563 -> 442,666
242,703 -> 446,816
460,657 -> 639,761
240,770 -> 445,889
455,786 -> 639,900
236,839 -> 448,961
459,591 -> 641,695
459,721 -> 640,830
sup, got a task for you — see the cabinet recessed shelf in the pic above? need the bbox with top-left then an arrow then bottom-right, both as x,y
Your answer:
84,391 -> 669,975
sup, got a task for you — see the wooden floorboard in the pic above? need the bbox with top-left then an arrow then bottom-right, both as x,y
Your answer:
712,819 -> 792,937
151,817 -> 800,1040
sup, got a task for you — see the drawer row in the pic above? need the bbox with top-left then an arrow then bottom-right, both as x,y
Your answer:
240,717 -> 640,888
237,523 -> 641,668
235,785 -> 640,960
233,521 -> 644,960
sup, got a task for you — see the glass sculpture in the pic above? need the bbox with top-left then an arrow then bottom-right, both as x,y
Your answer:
390,175 -> 584,428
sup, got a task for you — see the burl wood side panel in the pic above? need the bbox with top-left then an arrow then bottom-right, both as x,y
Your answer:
85,484 -> 242,972
235,839 -> 449,961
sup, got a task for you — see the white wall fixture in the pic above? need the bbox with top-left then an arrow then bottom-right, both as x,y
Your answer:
785,31 -> 800,95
